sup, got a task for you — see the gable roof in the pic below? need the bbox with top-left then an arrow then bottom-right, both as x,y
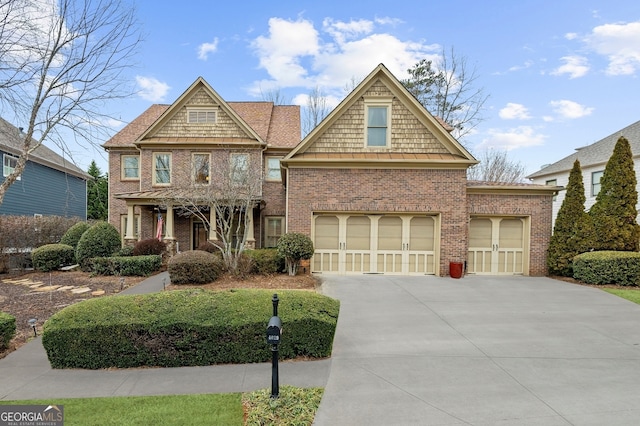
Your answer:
527,119 -> 640,179
103,80 -> 300,149
282,63 -> 477,168
0,117 -> 89,180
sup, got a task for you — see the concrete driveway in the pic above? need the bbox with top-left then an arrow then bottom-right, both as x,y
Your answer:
313,275 -> 640,425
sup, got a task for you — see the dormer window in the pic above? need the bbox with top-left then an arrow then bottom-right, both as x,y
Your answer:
187,108 -> 217,124
364,97 -> 392,148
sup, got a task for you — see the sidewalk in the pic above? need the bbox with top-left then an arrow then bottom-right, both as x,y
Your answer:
0,271 -> 330,401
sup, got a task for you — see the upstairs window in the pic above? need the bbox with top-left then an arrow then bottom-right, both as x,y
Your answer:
230,153 -> 249,185
265,157 -> 282,181
187,108 -> 217,124
592,171 -> 604,196
121,155 -> 139,180
153,153 -> 171,185
193,153 -> 210,184
3,154 -> 20,180
546,179 -> 557,201
365,97 -> 392,148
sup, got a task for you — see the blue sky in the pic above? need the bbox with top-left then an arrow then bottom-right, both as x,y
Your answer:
80,0 -> 640,177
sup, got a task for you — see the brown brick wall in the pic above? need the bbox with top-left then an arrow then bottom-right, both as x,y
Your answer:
286,167 -> 469,276
467,193 -> 553,276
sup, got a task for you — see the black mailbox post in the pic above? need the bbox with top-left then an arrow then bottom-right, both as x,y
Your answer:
267,294 -> 281,398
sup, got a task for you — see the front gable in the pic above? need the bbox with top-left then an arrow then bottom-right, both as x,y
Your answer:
137,78 -> 265,146
283,64 -> 477,169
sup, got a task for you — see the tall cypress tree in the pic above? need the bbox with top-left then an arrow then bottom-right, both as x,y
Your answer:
87,161 -> 108,221
547,160 -> 586,276
588,136 -> 640,251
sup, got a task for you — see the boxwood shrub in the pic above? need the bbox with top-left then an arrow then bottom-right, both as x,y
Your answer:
168,250 -> 224,284
76,222 -> 122,270
573,250 -> 640,286
0,312 -> 16,350
60,222 -> 90,250
89,255 -> 162,276
32,244 -> 75,272
42,289 -> 340,369
245,249 -> 285,275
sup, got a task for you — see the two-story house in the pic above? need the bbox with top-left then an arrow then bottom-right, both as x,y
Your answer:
1,118 -> 88,218
106,65 -> 559,276
527,119 -> 640,224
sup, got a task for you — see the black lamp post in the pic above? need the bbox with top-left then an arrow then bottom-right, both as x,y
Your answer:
28,318 -> 37,337
266,293 -> 281,399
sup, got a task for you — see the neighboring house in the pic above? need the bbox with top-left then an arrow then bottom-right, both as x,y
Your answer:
527,119 -> 640,223
0,118 -> 89,218
106,65 -> 558,276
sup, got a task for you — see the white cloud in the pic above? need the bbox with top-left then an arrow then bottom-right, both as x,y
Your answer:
551,55 -> 589,78
585,21 -> 640,75
197,38 -> 219,60
565,32 -> 579,40
549,99 -> 594,119
499,103 -> 531,120
135,76 -> 170,102
477,126 -> 547,151
249,16 -> 438,97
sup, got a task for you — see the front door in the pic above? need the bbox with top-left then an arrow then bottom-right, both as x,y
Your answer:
193,222 -> 208,250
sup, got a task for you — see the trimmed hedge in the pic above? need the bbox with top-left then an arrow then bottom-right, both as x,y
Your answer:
42,289 -> 340,369
245,249 -> 285,275
75,222 -> 121,270
32,244 -> 75,272
168,250 -> 224,284
89,255 -> 162,276
0,312 -> 16,350
60,222 -> 90,250
133,239 -> 167,256
573,251 -> 640,286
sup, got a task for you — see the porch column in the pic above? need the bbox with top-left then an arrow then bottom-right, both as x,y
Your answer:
165,204 -> 175,239
124,203 -> 136,246
246,205 -> 255,249
209,206 -> 218,241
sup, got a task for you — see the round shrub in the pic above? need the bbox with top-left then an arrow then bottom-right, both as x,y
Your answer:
168,250 -> 224,284
277,232 -> 314,276
75,222 -> 121,270
60,222 -> 90,250
32,244 -> 75,272
133,238 -> 167,256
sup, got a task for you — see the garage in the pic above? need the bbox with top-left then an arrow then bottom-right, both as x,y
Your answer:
312,213 -> 439,275
467,216 -> 529,275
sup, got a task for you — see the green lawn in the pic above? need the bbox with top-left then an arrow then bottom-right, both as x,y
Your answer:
0,386 -> 322,426
604,288 -> 640,304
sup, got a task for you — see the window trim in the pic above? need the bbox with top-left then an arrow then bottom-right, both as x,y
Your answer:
121,154 -> 140,180
230,153 -> 249,185
264,216 -> 285,248
192,152 -> 211,185
3,153 -> 21,180
120,214 -> 140,240
591,170 -> 604,197
187,107 -> 217,124
546,179 -> 557,201
152,152 -> 172,186
265,156 -> 282,182
364,97 -> 392,149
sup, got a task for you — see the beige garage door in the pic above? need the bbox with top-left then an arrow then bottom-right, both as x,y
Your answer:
313,214 -> 437,275
467,217 -> 528,275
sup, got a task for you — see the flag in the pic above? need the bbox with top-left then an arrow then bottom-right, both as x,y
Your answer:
156,214 -> 163,241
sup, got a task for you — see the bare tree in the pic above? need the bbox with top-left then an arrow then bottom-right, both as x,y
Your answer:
0,0 -> 141,206
467,149 -> 527,183
302,86 -> 330,137
161,151 -> 263,273
259,86 -> 289,105
402,46 -> 488,140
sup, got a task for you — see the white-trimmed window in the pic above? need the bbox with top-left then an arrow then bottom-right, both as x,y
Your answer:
546,179 -> 557,201
265,157 -> 282,181
121,155 -> 139,180
265,217 -> 284,248
193,153 -> 210,184
365,97 -> 392,148
592,171 -> 604,196
187,108 -> 217,124
230,153 -> 249,185
153,153 -> 171,185
3,153 -> 20,180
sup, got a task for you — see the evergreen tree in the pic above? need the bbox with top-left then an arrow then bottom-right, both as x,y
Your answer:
87,161 -> 108,221
588,136 -> 640,251
547,160 -> 586,276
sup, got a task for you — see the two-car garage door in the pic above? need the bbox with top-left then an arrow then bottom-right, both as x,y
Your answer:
312,214 -> 438,275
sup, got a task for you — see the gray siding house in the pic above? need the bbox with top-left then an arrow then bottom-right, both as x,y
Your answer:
0,118 -> 89,218
528,119 -> 640,224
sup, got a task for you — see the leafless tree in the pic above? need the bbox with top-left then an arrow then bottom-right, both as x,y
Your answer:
0,0 -> 141,206
402,46 -> 489,141
467,149 -> 527,183
302,85 -> 331,137
161,151 -> 263,273
259,86 -> 289,105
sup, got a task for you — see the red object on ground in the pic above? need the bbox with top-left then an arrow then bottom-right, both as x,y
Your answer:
450,262 -> 463,279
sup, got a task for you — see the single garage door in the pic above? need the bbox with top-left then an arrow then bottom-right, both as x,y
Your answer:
467,216 -> 529,275
312,214 -> 438,275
